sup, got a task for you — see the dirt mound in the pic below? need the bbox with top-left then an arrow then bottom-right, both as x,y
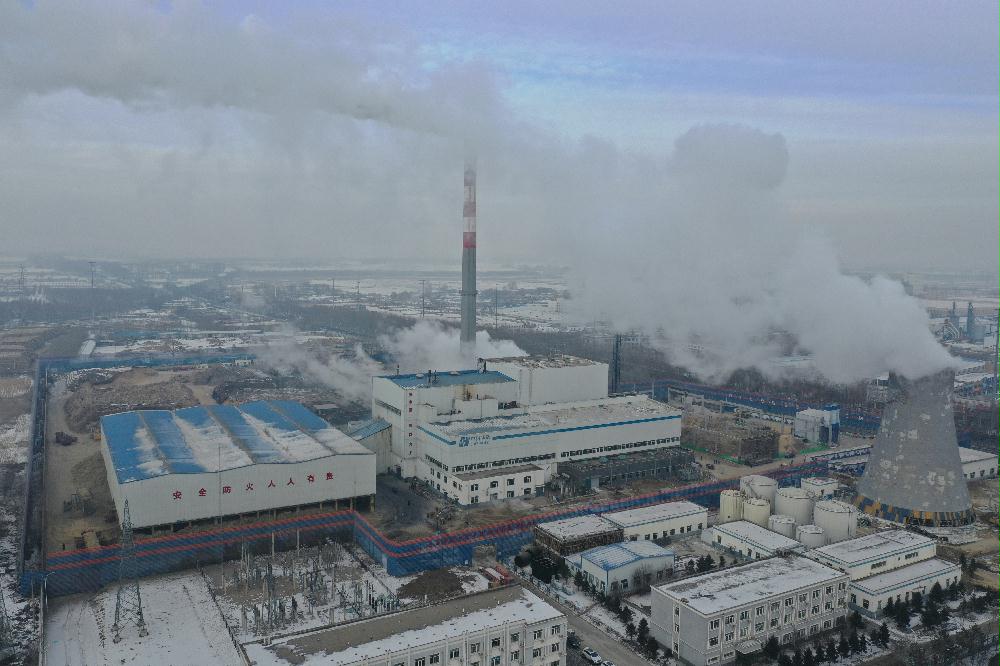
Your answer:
397,568 -> 465,602
64,376 -> 197,433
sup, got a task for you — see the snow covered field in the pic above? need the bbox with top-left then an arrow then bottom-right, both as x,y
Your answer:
44,570 -> 243,666
0,414 -> 30,465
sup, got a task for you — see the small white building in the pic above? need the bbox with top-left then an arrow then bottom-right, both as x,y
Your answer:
650,555 -> 849,666
806,530 -> 937,581
848,558 -> 961,618
448,464 -> 544,504
603,501 -> 708,542
246,585 -> 567,666
794,406 -> 840,445
959,447 -> 998,480
567,541 -> 675,595
706,520 -> 805,559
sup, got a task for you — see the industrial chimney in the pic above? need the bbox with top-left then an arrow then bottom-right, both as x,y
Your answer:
460,159 -> 477,354
854,370 -> 975,528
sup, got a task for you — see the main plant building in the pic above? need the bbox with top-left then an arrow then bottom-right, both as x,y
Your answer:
366,355 -> 683,504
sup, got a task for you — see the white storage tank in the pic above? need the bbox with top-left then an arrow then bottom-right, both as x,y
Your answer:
801,477 -> 838,499
719,489 -> 744,524
743,498 -> 771,527
768,514 -> 797,539
796,524 -> 827,548
813,499 -> 857,543
774,487 -> 816,526
740,475 -> 778,504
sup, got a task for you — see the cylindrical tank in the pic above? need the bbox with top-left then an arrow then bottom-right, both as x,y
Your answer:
775,487 -> 816,526
801,477 -> 838,499
813,500 -> 857,543
719,490 -> 744,524
743,498 -> 771,527
740,475 -> 778,504
768,514 -> 797,539
796,524 -> 827,548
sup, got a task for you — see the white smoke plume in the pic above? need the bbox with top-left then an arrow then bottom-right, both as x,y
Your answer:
379,320 -> 526,374
564,124 -> 956,384
253,329 -> 382,404
254,322 -> 526,403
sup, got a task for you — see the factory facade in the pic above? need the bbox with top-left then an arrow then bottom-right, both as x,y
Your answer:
603,500 -> 708,542
566,541 -> 675,595
650,555 -> 849,666
370,355 -> 683,504
100,401 -> 375,529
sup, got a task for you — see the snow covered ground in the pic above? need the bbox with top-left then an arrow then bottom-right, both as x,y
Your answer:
44,570 -> 243,666
0,414 -> 30,465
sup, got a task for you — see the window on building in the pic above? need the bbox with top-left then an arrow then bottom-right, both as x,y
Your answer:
725,631 -> 734,642
415,659 -> 425,666
510,650 -> 519,661
551,625 -> 561,635
523,476 -> 532,483
550,643 -> 559,653
533,630 -> 543,640
825,602 -> 833,611
449,648 -> 460,659
862,599 -> 870,609
809,624 -> 819,635
871,561 -> 886,570
770,602 -> 780,612
756,606 -> 765,616
798,594 -> 807,603
491,658 -> 501,666
798,610 -> 806,620
709,636 -> 720,647
838,582 -> 846,590
812,590 -> 821,599
811,606 -> 820,615
510,632 -> 519,643
784,614 -> 792,624
471,496 -> 480,504
739,627 -> 749,638
507,478 -> 515,486
826,586 -> 833,595
490,481 -> 499,488
739,610 -> 749,620
429,654 -> 440,664
492,637 -> 501,647
725,615 -> 735,625
471,484 -> 479,491
471,642 -> 480,653
506,491 -> 514,498
770,619 -> 778,628
850,594 -> 857,604
524,489 -> 532,496
823,620 -> 832,629
710,619 -> 720,630
782,633 -> 793,644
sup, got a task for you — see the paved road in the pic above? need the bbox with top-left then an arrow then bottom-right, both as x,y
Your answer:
519,578 -> 651,666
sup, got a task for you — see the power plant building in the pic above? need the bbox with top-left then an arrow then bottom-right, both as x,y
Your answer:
100,401 -> 376,529
370,356 -> 683,504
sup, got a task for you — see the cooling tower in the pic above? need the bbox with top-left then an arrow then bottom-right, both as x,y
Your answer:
854,370 -> 974,527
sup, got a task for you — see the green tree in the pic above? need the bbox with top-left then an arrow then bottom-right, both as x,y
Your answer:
858,632 -> 867,652
878,621 -> 890,645
718,554 -> 726,567
777,654 -> 792,666
573,570 -> 584,589
930,581 -> 945,604
763,636 -> 781,659
814,642 -> 826,661
838,634 -> 851,658
803,647 -> 816,666
625,622 -> 636,640
849,610 -> 863,629
848,629 -> 861,653
637,617 -> 649,641
910,591 -> 923,611
921,603 -> 941,628
791,649 -> 803,666
825,639 -> 839,662
893,599 -> 911,630
644,635 -> 659,657
885,597 -> 895,614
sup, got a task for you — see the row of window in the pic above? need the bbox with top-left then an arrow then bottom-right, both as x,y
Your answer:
704,618 -> 840,651
448,453 -> 556,474
395,625 -> 564,666
558,436 -> 679,459
964,468 -> 995,479
691,584 -> 848,636
853,575 -> 960,610
630,523 -> 701,541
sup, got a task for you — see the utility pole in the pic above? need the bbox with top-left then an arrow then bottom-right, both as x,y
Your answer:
88,261 -> 97,329
419,280 -> 427,318
355,281 -> 361,312
17,265 -> 25,297
494,284 -> 499,328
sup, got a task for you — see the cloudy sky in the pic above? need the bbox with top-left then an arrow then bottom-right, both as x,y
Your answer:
1,1 -> 996,272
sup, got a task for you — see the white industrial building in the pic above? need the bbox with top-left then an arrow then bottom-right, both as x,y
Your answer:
807,530 -> 959,619
793,406 -> 840,445
247,586 -> 567,666
806,530 -> 936,580
959,447 -> 998,480
100,401 -> 376,529
566,541 -> 675,595
603,501 -> 708,542
704,521 -> 805,559
370,355 -> 682,504
650,555 -> 849,666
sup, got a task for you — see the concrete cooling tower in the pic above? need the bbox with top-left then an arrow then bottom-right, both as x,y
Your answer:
854,370 -> 974,527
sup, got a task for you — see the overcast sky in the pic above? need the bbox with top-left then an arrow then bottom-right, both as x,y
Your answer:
1,1 -> 996,272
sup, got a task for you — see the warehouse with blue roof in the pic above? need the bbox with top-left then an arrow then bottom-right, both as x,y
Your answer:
99,400 -> 375,529
566,540 -> 676,595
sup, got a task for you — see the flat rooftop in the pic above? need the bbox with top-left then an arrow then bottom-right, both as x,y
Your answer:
251,586 -> 562,665
851,558 -> 960,595
423,396 -> 681,443
654,555 -> 845,615
379,369 -> 514,389
603,501 -> 706,528
102,400 -> 370,483
487,354 -> 605,369
573,541 -> 674,571
712,521 -> 804,553
809,530 -> 934,566
536,514 -> 620,540
959,447 -> 998,463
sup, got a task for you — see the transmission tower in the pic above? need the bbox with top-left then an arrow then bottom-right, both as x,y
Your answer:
112,499 -> 147,642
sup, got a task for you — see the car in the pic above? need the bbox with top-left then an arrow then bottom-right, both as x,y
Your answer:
602,661 -> 617,666
581,647 -> 602,664
567,631 -> 581,649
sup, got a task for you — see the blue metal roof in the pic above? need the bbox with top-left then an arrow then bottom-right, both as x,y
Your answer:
381,369 -> 514,389
348,418 -> 392,440
101,400 -> 358,484
580,541 -> 675,571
